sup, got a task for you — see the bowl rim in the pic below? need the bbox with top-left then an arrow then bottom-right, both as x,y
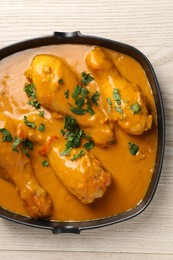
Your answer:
0,31 -> 165,234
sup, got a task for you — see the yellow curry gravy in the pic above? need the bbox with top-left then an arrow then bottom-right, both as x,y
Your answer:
0,44 -> 157,221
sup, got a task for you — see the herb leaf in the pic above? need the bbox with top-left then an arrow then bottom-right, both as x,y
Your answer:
81,88 -> 90,98
106,98 -> 112,113
42,160 -> 49,167
75,97 -> 85,107
22,139 -> 33,157
38,123 -> 45,132
58,78 -> 64,84
69,104 -> 86,115
130,103 -> 142,114
0,128 -> 13,142
12,137 -> 21,152
83,141 -> 95,151
24,116 -> 37,129
24,84 -> 36,99
115,107 -> 123,115
60,147 -> 72,156
91,91 -> 100,106
113,88 -> 121,105
38,110 -> 44,117
81,72 -> 94,86
128,142 -> 139,155
71,150 -> 85,161
72,84 -> 82,101
86,98 -> 95,116
28,99 -> 41,109
64,89 -> 69,99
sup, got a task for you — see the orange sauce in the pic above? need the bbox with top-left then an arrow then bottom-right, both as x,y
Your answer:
0,44 -> 157,221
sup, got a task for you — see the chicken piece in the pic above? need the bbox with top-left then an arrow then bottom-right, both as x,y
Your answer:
25,54 -> 114,147
17,114 -> 112,203
41,137 -> 111,204
0,114 -> 52,219
85,47 -> 152,135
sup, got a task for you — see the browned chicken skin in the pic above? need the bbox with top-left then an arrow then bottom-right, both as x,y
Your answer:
0,114 -> 52,219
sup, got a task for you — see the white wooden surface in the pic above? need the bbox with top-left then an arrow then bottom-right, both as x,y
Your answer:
0,0 -> 173,259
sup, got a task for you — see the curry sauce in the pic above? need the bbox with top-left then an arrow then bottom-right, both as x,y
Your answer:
0,44 -> 157,221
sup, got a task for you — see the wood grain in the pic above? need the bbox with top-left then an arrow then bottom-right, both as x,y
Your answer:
0,0 -> 173,259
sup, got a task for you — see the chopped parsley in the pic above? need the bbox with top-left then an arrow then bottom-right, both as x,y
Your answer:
38,110 -> 44,117
25,83 -> 41,109
22,139 -> 33,157
72,84 -> 82,101
69,104 -> 86,115
12,137 -> 21,152
113,88 -> 121,105
81,72 -> 94,86
86,98 -> 95,116
58,78 -> 64,84
91,91 -> 100,106
24,116 -> 37,129
64,89 -> 69,99
60,116 -> 94,158
24,84 -> 36,99
83,140 -> 94,151
128,142 -> 139,155
71,150 -> 85,161
130,103 -> 142,114
38,123 -> 45,132
114,106 -> 123,115
42,160 -> 49,167
28,99 -> 41,109
106,98 -> 112,112
0,128 -> 13,142
81,88 -> 90,98
75,97 -> 85,107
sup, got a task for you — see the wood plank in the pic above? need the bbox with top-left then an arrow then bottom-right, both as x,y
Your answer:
0,251 -> 173,260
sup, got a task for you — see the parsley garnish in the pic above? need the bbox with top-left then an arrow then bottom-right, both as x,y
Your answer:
71,150 -> 85,161
72,84 -> 82,100
86,98 -> 95,116
81,72 -> 94,86
22,139 -> 33,157
12,137 -> 21,152
24,84 -> 36,99
75,97 -> 85,107
38,123 -> 45,132
60,116 -> 94,158
0,128 -> 13,142
64,89 -> 69,99
28,99 -> 41,109
113,88 -> 121,105
24,116 -> 37,129
106,98 -> 112,113
81,88 -> 90,98
69,104 -> 86,115
91,91 -> 100,106
115,107 -> 123,115
58,78 -> 64,84
128,142 -> 139,155
130,103 -> 142,114
83,140 -> 94,151
38,110 -> 44,117
42,160 -> 49,167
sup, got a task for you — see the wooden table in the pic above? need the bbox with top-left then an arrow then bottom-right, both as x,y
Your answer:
0,0 -> 172,259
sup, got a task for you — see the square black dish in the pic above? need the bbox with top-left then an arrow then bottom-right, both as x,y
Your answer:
0,31 -> 165,234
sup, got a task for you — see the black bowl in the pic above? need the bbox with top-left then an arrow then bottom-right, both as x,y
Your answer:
0,31 -> 165,234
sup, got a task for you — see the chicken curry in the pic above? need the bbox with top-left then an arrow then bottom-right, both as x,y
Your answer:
0,44 -> 157,221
